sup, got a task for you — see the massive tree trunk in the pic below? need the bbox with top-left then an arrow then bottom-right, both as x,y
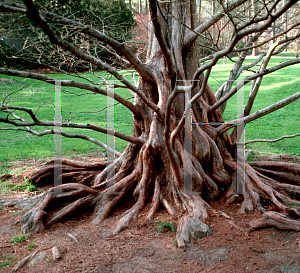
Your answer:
2,0 -> 300,248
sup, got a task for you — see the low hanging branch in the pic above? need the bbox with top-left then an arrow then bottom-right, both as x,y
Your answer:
0,127 -> 121,156
218,90 -> 300,135
238,133 -> 300,145
210,58 -> 300,113
0,67 -> 141,117
0,105 -> 145,146
22,0 -> 164,120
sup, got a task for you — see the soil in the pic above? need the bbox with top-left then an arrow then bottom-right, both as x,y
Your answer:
1,153 -> 300,273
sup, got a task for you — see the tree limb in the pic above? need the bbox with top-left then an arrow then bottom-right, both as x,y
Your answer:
237,133 -> 300,145
183,0 -> 247,49
218,90 -> 300,135
0,106 -> 145,146
210,58 -> 300,113
0,67 -> 141,117
0,2 -> 153,81
0,127 -> 121,156
21,0 -> 164,119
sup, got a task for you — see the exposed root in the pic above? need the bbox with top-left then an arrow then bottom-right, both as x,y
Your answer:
249,211 -> 300,231
176,192 -> 212,247
92,189 -> 129,225
28,158 -> 108,186
19,183 -> 98,233
12,250 -> 40,272
93,158 -> 122,186
257,171 -> 300,198
161,196 -> 176,215
59,171 -> 99,186
91,146 -> 145,225
249,161 -> 300,184
145,174 -> 161,222
20,207 -> 47,233
8,130 -> 300,249
0,193 -> 45,210
93,143 -> 140,186
188,153 -> 220,200
46,195 -> 96,227
248,152 -> 300,163
246,164 -> 289,212
113,147 -> 152,233
205,134 -> 231,186
177,214 -> 212,248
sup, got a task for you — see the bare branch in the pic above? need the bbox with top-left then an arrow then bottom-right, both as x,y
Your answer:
236,0 -> 298,39
210,58 -> 300,113
0,2 -> 153,81
218,90 -> 300,135
21,0 -> 163,119
0,106 -> 145,146
237,133 -> 300,145
0,127 -> 121,156
233,21 -> 300,52
184,0 -> 247,49
0,67 -> 141,117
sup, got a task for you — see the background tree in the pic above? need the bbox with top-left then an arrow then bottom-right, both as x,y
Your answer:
1,0 -> 300,248
0,0 -> 135,70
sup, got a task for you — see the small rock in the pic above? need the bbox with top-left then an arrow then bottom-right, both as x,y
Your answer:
66,233 -> 79,243
52,246 -> 61,261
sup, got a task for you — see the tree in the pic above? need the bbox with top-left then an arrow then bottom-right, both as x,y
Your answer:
1,0 -> 300,248
0,0 -> 135,70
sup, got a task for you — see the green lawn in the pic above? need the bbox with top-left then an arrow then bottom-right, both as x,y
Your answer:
209,53 -> 300,156
0,53 -> 300,174
0,71 -> 135,164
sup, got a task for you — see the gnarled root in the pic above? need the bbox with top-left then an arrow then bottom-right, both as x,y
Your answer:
0,193 -> 45,210
176,192 -> 212,247
249,211 -> 300,231
113,146 -> 152,233
249,161 -> 300,184
28,158 -> 108,186
19,183 -> 99,233
177,214 -> 212,248
20,207 -> 47,233
91,146 -> 145,225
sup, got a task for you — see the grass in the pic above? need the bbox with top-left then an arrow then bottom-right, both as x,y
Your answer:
156,220 -> 177,232
208,52 -> 300,156
246,151 -> 265,162
0,70 -> 135,164
290,202 -> 300,209
0,178 -> 37,194
0,53 -> 300,174
10,234 -> 28,245
0,261 -> 11,267
0,253 -> 16,268
28,243 -> 35,251
12,210 -> 23,216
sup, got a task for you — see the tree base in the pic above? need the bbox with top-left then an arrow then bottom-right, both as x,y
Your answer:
2,153 -> 300,248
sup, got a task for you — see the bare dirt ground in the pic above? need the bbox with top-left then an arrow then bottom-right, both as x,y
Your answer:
1,153 -> 300,273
